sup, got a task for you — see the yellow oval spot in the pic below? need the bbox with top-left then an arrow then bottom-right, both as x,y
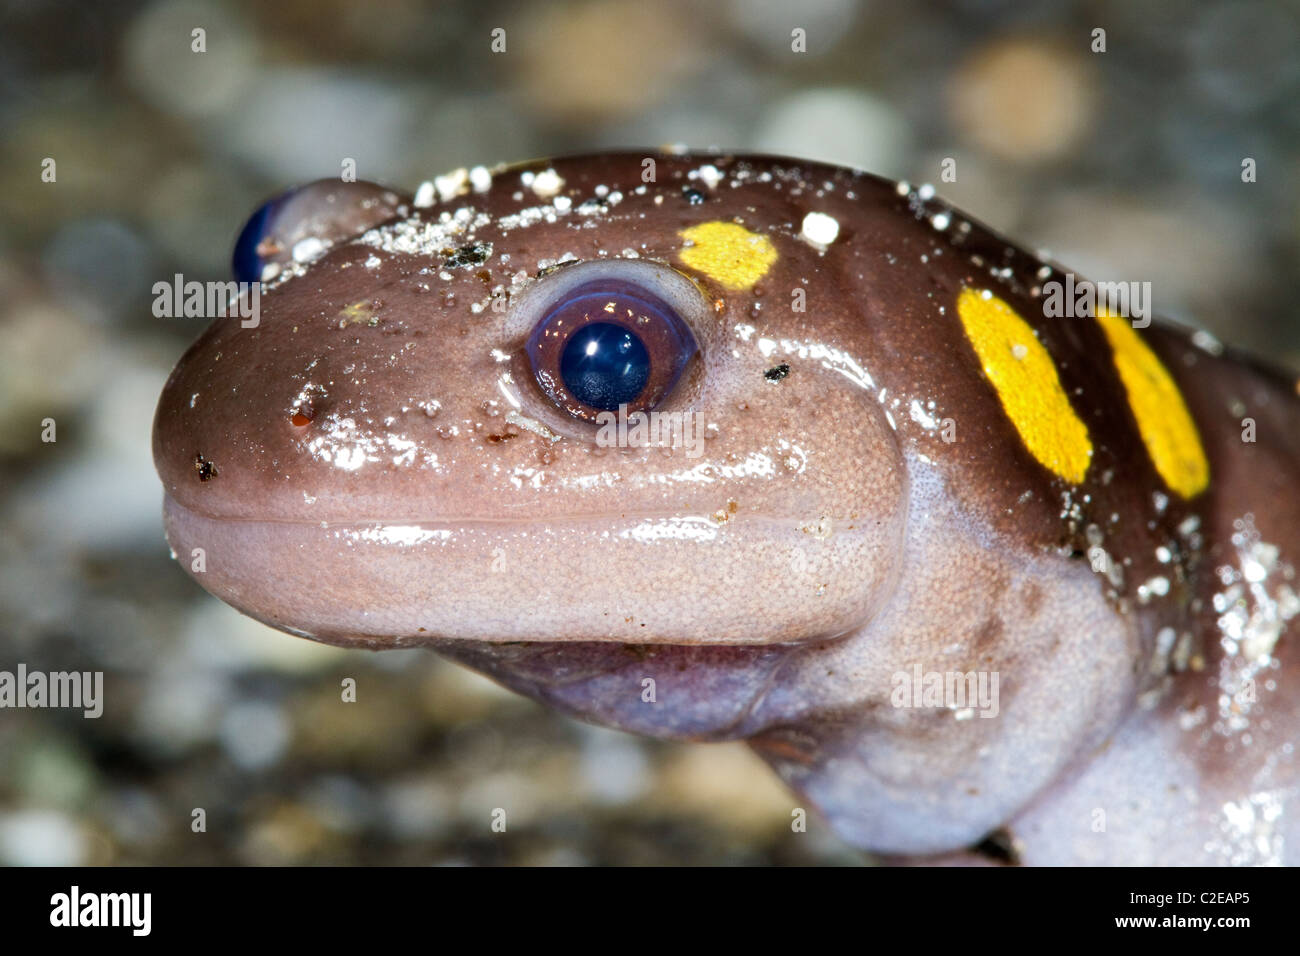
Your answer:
956,288 -> 1092,484
1096,309 -> 1209,499
678,221 -> 777,290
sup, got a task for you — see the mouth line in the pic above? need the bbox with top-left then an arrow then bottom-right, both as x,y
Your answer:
162,492 -> 808,528
159,492 -> 886,649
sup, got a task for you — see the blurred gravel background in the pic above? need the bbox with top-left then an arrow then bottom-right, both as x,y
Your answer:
1,0 -> 1298,865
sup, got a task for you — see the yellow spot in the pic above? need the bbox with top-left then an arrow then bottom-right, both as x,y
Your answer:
956,288 -> 1092,484
678,221 -> 777,290
1096,309 -> 1209,499
337,301 -> 378,328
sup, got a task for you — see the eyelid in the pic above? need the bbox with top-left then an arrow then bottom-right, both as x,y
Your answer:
503,258 -> 712,348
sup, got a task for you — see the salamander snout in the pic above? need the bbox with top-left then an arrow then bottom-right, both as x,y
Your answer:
155,162 -> 910,648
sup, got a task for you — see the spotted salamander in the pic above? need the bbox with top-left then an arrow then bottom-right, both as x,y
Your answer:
152,152 -> 1300,865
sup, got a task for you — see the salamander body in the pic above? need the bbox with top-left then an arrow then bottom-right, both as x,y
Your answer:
153,152 -> 1300,864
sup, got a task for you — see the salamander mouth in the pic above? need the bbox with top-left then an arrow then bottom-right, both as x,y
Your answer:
162,491 -> 900,650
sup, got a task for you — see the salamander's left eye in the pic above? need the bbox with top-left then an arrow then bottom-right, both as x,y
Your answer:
526,279 -> 698,420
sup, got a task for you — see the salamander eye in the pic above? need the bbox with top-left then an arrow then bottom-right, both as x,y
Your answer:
525,279 -> 698,420
232,196 -> 281,283
232,179 -> 409,283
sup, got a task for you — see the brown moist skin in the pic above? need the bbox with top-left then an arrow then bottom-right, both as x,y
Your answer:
153,152 -> 1300,863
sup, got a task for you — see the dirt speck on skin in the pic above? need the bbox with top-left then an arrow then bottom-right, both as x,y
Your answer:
445,242 -> 493,268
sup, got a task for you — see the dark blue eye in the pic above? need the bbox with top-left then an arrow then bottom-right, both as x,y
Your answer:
232,180 -> 410,284
232,197 -> 279,284
526,281 -> 697,419
559,321 -> 651,411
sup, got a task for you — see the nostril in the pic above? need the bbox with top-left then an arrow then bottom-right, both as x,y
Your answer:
193,453 -> 219,482
289,384 -> 326,428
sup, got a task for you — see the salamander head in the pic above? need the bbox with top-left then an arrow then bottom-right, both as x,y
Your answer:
153,153 -> 908,649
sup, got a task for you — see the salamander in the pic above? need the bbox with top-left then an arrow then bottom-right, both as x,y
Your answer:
152,151 -> 1300,864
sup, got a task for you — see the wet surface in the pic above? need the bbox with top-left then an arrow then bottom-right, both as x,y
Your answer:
2,0 -> 1298,864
